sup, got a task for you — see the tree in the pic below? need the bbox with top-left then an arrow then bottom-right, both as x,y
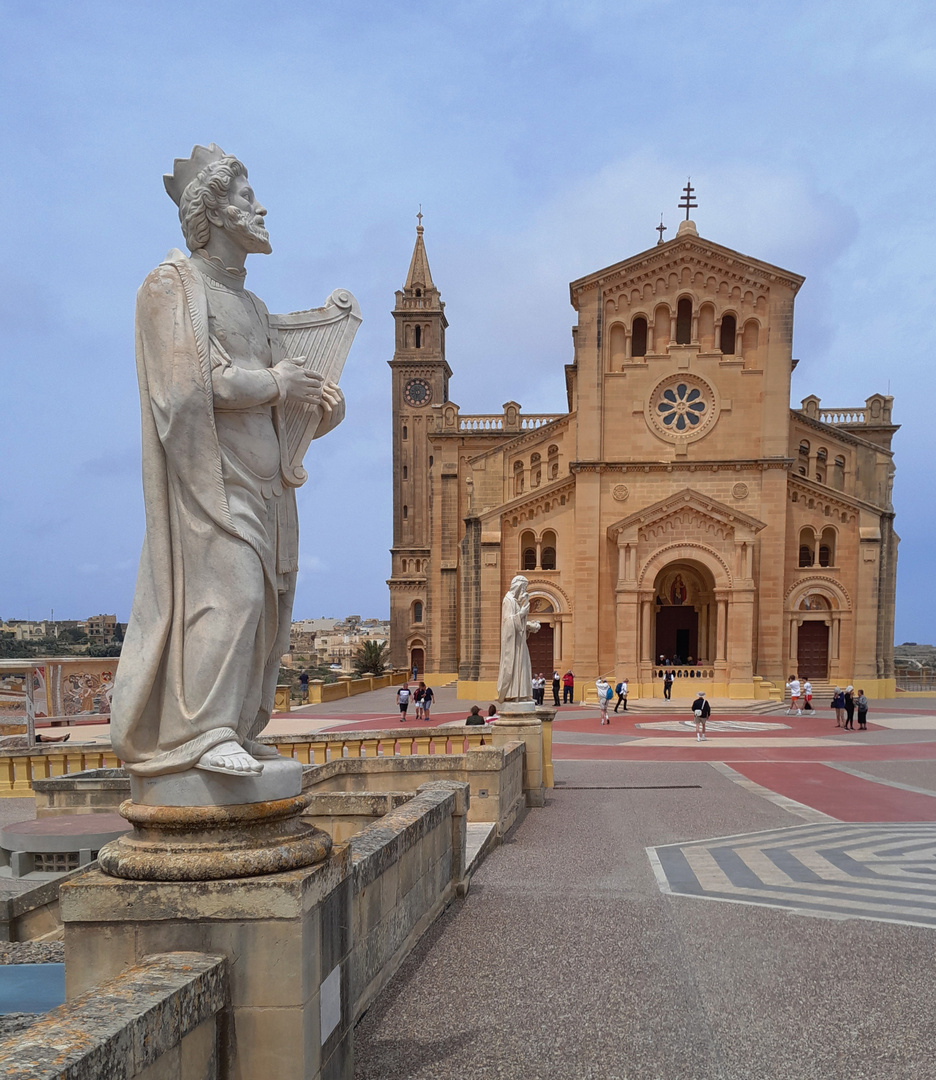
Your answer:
352,639 -> 388,677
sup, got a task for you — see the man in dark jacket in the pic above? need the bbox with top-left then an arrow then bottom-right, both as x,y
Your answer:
691,692 -> 711,741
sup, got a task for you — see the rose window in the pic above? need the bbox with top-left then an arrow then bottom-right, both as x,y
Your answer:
646,373 -> 718,443
657,383 -> 706,431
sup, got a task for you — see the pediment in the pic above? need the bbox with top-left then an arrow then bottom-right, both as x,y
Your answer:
608,488 -> 766,542
570,232 -> 803,304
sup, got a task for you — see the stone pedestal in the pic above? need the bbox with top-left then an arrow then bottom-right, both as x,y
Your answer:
61,847 -> 354,1080
98,789 -> 331,882
491,704 -> 553,807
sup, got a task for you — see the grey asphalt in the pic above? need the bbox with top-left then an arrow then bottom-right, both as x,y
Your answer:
353,758 -> 936,1080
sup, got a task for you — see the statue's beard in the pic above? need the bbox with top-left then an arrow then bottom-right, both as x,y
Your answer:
223,205 -> 272,255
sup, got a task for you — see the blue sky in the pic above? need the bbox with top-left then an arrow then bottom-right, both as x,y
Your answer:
1,1 -> 932,642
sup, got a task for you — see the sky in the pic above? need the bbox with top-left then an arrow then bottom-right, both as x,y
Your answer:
0,0 -> 933,642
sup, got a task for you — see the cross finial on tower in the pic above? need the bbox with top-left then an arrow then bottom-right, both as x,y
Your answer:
416,205 -> 423,232
656,214 -> 667,245
678,178 -> 697,221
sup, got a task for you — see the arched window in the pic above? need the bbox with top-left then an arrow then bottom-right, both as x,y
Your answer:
832,455 -> 845,491
610,323 -> 626,365
403,505 -> 408,520
520,530 -> 536,571
819,527 -> 836,567
413,601 -> 423,623
414,325 -> 422,349
548,444 -> 559,480
631,317 -> 648,357
799,440 -> 809,457
415,288 -> 422,297
402,425 -> 408,440
816,447 -> 828,484
402,465 -> 408,479
513,461 -> 524,496
676,298 -> 692,344
720,314 -> 736,355
541,530 -> 557,570
798,527 -> 815,567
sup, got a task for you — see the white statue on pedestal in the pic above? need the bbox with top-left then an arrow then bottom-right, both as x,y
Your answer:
496,575 -> 541,703
112,145 -> 358,788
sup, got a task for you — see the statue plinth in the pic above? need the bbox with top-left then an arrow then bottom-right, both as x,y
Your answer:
491,703 -> 555,807
129,755 -> 302,806
97,787 -> 331,881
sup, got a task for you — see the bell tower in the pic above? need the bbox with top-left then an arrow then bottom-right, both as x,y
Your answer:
387,216 -> 451,671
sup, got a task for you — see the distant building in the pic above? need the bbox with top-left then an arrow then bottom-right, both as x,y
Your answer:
86,614 -> 118,645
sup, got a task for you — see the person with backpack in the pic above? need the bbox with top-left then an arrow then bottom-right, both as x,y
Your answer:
396,683 -> 411,721
596,677 -> 612,725
614,677 -> 628,713
691,691 -> 711,741
663,669 -> 674,701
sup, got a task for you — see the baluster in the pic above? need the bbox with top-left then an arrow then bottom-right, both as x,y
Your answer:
413,736 -> 431,755
311,741 -> 327,765
396,736 -> 413,756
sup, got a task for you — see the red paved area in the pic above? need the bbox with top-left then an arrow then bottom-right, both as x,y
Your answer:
727,762 -> 936,821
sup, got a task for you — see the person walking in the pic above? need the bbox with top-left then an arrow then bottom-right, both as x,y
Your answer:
692,691 -> 711,741
562,670 -> 575,704
614,677 -> 628,713
843,686 -> 855,730
856,690 -> 869,730
663,669 -> 674,700
596,677 -> 612,725
298,668 -> 309,704
831,687 -> 845,727
802,678 -> 813,712
786,675 -> 802,716
413,682 -> 425,721
422,683 -> 434,720
396,683 -> 411,721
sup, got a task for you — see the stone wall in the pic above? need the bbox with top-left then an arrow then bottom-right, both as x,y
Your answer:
304,740 -> 525,837
0,951 -> 229,1079
349,780 -> 467,1021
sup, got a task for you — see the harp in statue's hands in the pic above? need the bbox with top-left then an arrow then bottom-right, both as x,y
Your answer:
270,288 -> 361,487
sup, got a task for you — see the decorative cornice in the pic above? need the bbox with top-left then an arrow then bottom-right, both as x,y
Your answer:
569,236 -> 803,303
571,459 -> 791,475
494,477 -> 576,525
609,487 -> 767,540
787,476 -> 887,518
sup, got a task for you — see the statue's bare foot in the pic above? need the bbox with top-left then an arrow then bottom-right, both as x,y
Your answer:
195,740 -> 263,776
243,738 -> 281,760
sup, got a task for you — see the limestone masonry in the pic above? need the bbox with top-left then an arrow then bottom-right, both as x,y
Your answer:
388,216 -> 898,700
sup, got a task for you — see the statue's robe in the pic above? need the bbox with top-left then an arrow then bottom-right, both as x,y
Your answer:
496,592 -> 533,702
111,249 -> 341,775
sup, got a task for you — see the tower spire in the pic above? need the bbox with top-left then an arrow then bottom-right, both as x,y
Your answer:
404,209 -> 435,292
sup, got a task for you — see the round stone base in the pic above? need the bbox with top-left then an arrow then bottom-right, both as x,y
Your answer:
97,791 -> 331,881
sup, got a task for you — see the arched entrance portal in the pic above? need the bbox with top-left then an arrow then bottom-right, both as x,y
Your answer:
653,561 -> 716,664
409,646 -> 425,675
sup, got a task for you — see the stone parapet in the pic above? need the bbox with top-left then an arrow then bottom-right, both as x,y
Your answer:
0,951 -> 229,1079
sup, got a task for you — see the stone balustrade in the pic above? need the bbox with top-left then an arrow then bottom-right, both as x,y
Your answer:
818,407 -> 867,425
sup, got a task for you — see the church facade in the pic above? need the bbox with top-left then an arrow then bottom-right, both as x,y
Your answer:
387,216 -> 898,700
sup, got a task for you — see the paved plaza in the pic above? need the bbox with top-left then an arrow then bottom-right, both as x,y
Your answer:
322,687 -> 936,1079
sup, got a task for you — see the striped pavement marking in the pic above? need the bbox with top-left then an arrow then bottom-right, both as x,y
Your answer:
648,822 -> 936,928
635,720 -> 791,732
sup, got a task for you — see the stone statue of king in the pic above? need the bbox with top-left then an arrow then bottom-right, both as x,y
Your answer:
112,144 -> 352,788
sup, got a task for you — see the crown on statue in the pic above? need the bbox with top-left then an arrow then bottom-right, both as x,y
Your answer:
163,143 -> 227,206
